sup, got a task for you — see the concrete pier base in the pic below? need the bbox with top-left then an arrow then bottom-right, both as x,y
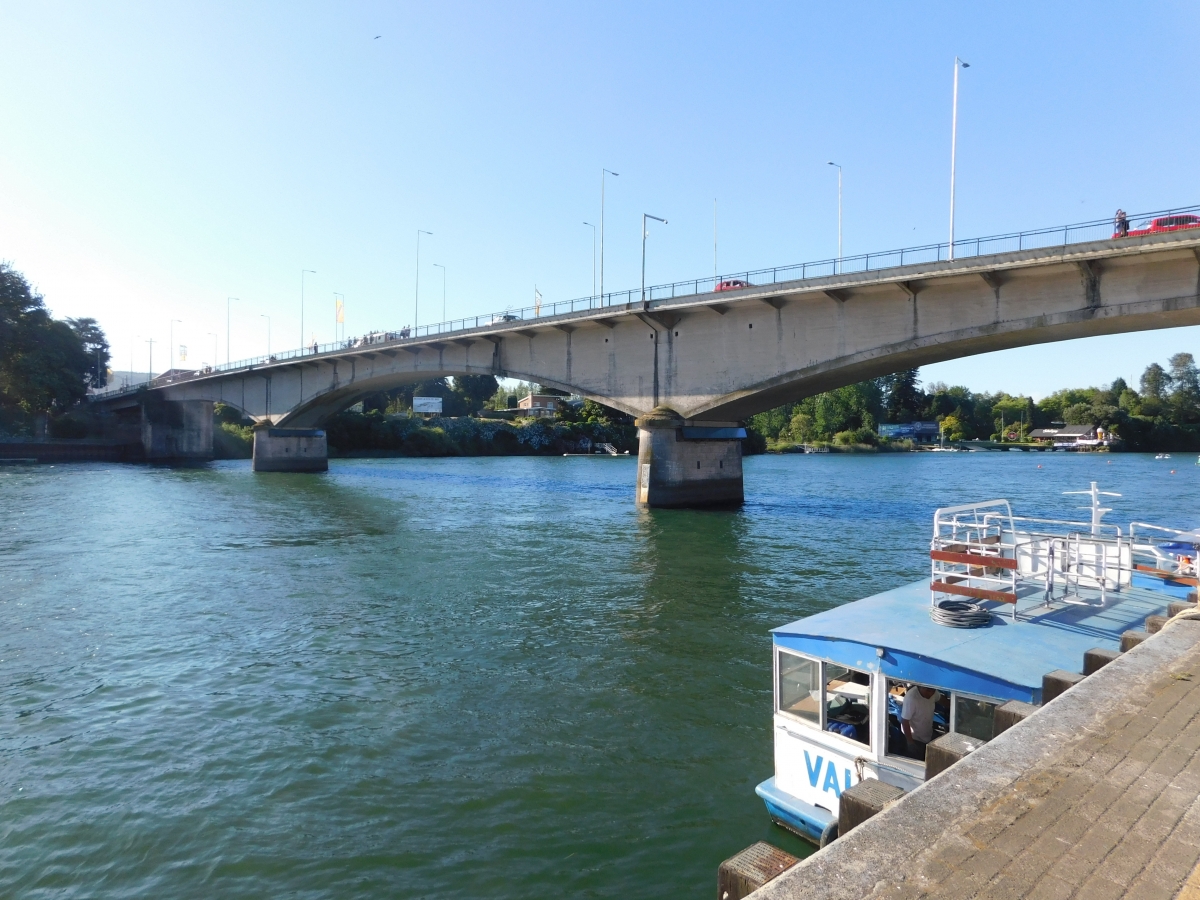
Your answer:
252,427 -> 328,473
141,399 -> 213,461
838,779 -> 906,836
1042,668 -> 1084,702
634,407 -> 744,508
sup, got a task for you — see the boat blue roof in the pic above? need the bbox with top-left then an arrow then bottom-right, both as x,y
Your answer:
771,578 -> 1178,704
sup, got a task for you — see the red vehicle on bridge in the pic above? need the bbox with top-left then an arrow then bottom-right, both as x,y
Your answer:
1114,214 -> 1200,238
714,278 -> 752,292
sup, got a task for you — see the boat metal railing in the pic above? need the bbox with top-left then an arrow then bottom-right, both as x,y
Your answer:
91,202 -> 1200,403
1129,522 -> 1199,585
931,500 -> 1023,620
997,514 -> 1129,603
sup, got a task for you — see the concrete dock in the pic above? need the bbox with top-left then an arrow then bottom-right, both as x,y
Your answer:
749,618 -> 1200,900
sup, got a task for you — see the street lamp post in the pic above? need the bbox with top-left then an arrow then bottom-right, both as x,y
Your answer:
433,263 -> 446,326
227,297 -> 238,364
146,338 -> 155,383
301,270 -> 316,350
169,319 -> 182,372
713,199 -> 718,280
949,56 -> 970,260
582,222 -> 596,304
641,213 -> 667,304
261,314 -> 271,357
600,169 -> 618,305
415,230 -> 432,329
827,161 -> 842,273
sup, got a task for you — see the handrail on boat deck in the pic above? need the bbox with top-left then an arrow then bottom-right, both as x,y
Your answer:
929,501 -> 1151,620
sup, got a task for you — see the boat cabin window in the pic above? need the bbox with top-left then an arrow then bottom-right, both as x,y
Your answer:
775,651 -> 870,747
953,695 -> 998,742
777,653 -> 820,726
885,680 -> 949,760
824,664 -> 870,745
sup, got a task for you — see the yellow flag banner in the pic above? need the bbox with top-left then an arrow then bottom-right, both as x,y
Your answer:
179,345 -> 187,362
335,298 -> 344,323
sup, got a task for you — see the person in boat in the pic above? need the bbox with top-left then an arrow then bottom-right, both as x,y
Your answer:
900,685 -> 941,760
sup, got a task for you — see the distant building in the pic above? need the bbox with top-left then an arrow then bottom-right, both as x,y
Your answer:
1028,424 -> 1111,447
1029,425 -> 1096,442
878,422 -> 941,444
517,394 -> 562,418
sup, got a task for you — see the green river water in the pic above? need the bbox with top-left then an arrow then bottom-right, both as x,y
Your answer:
1,452 -> 1196,898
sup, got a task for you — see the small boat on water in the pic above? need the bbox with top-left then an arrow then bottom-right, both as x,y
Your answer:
756,483 -> 1198,845
1157,453 -> 1172,459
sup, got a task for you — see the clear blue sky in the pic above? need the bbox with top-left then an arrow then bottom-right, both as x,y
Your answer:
1,1 -> 1197,397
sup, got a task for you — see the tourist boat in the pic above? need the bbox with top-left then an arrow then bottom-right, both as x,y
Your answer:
756,484 -> 1198,845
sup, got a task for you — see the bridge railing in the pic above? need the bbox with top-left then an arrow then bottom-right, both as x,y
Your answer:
90,203 -> 1200,400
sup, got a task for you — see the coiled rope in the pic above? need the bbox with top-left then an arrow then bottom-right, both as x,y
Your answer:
930,598 -> 993,628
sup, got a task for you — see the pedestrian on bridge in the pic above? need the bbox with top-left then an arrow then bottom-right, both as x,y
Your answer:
1115,208 -> 1129,237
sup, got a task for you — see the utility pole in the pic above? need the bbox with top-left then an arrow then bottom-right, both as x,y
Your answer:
415,230 -> 432,329
169,319 -> 181,372
433,263 -> 446,323
301,270 -> 316,349
146,338 -> 155,383
827,162 -> 842,273
600,169 -> 618,306
227,297 -> 238,365
583,222 -> 596,305
949,56 -> 970,260
641,213 -> 667,304
713,199 -> 718,280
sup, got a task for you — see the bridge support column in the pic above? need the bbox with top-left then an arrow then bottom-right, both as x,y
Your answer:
141,399 -> 213,461
634,407 -> 744,509
252,427 -> 328,473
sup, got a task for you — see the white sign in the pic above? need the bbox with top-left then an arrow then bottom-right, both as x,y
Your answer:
413,396 -> 443,414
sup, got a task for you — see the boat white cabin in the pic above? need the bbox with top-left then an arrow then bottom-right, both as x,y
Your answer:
757,485 -> 1198,845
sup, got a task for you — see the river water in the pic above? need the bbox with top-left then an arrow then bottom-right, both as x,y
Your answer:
1,452 -> 1196,898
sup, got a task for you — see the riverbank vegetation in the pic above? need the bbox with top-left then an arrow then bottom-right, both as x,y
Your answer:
210,395 -> 637,460
747,354 -> 1200,453
0,264 -> 109,437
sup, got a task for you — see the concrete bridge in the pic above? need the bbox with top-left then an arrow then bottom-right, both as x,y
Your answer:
94,228 -> 1200,506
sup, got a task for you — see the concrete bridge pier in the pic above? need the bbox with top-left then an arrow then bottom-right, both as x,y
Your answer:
252,427 -> 328,473
634,407 -> 744,508
140,399 -> 213,461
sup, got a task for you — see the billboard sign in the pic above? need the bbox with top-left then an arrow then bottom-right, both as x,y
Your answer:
412,396 -> 443,414
878,421 -> 940,438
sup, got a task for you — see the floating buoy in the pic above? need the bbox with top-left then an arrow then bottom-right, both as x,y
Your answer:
1037,464 -> 1042,469
1171,469 -> 1177,474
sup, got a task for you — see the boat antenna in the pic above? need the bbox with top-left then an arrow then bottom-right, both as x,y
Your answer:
1063,481 -> 1122,536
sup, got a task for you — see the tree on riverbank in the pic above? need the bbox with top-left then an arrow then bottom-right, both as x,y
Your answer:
0,264 -> 108,434
748,353 -> 1200,452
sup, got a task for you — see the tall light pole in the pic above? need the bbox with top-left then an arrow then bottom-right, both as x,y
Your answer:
600,169 -> 618,305
415,230 -> 432,329
582,222 -> 596,304
261,314 -> 271,357
301,270 -> 316,350
207,333 -> 218,368
333,293 -> 345,342
641,213 -> 667,304
713,199 -> 718,279
827,161 -> 842,273
146,338 -> 155,383
948,56 -> 970,260
433,263 -> 446,324
226,297 -> 238,364
169,319 -> 182,371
